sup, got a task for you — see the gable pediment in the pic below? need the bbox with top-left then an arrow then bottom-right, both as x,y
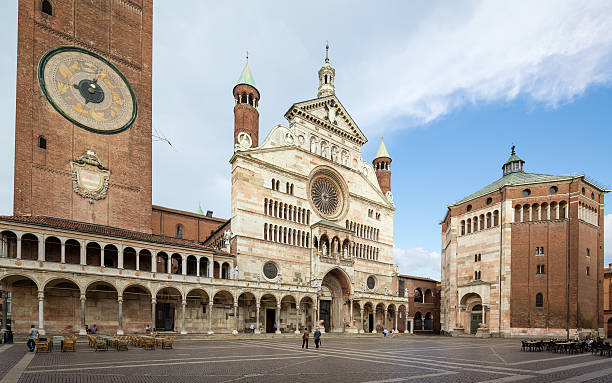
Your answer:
284,95 -> 367,145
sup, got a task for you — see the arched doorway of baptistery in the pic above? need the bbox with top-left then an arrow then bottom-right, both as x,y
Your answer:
460,292 -> 483,335
321,268 -> 351,332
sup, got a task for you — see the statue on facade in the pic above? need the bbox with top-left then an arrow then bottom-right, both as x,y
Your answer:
223,229 -> 232,252
277,272 -> 282,284
256,273 -> 261,284
343,246 -> 348,259
404,287 -> 409,298
322,243 -> 328,256
234,265 -> 239,280
384,287 -> 389,296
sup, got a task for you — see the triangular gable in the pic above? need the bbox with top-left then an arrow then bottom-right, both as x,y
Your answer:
284,95 -> 367,145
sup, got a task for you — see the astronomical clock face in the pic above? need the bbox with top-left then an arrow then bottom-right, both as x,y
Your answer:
38,46 -> 137,134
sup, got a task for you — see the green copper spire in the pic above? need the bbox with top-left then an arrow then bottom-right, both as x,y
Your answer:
237,53 -> 256,88
196,203 -> 204,215
375,138 -> 390,159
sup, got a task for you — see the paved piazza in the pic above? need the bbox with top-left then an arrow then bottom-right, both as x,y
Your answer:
1,336 -> 612,383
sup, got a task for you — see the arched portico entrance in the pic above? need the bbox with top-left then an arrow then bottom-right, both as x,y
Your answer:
320,268 -> 351,332
460,293 -> 483,335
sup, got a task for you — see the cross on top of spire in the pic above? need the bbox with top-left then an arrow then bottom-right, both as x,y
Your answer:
325,41 -> 329,63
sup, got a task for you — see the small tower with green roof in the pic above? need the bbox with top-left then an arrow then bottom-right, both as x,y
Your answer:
233,53 -> 260,150
373,138 -> 392,194
502,145 -> 525,176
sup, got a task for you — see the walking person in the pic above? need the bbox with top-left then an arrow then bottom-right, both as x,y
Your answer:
301,328 -> 309,349
27,325 -> 38,352
314,328 -> 321,348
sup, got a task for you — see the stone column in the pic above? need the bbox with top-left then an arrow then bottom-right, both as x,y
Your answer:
233,303 -> 238,335
349,299 -> 354,325
409,318 -> 414,334
359,308 -> 364,334
209,259 -> 214,280
255,303 -> 261,334
404,309 -> 409,333
37,291 -> 45,335
117,296 -> 124,335
151,253 -> 157,273
79,294 -> 87,335
275,304 -> 281,334
182,257 -> 187,276
136,253 -> 140,271
16,236 -> 21,259
294,305 -> 300,334
181,299 -> 187,334
80,241 -> 86,265
1,290 -> 8,332
151,298 -> 156,330
167,257 -> 171,274
395,310 -> 399,332
208,304 -> 214,334
196,257 -> 201,277
60,241 -> 66,264
118,247 -> 124,269
101,248 -> 105,268
38,237 -> 44,262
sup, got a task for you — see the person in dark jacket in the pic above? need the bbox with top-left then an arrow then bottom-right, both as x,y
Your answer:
314,328 -> 321,348
301,328 -> 309,349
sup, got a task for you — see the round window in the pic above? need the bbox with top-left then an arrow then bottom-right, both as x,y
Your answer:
522,189 -> 531,197
367,276 -> 376,289
263,262 -> 278,279
466,204 -> 472,212
308,168 -> 347,220
549,186 -> 558,194
486,197 -> 493,205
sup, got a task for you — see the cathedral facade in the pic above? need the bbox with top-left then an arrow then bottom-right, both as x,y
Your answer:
0,0 -> 413,337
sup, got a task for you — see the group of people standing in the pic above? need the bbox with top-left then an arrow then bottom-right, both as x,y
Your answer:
301,328 -> 321,349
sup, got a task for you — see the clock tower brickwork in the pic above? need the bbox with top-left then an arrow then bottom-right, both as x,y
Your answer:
13,0 -> 153,233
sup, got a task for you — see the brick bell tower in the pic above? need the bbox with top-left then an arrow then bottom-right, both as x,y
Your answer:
373,138 -> 392,194
13,0 -> 153,232
233,55 -> 260,149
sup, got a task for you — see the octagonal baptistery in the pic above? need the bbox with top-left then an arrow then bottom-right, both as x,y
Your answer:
227,51 -> 400,332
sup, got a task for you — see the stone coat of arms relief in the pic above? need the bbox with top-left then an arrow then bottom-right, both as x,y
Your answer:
70,150 -> 110,202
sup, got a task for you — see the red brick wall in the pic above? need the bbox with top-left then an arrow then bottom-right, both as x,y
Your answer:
373,158 -> 391,194
14,0 -> 153,233
233,84 -> 259,148
151,206 -> 227,242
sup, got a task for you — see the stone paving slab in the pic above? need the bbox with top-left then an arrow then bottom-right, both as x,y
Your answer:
1,336 -> 610,382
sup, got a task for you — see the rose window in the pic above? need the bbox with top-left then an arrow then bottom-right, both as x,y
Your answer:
310,177 -> 340,216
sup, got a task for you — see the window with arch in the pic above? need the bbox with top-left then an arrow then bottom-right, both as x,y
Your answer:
586,248 -> 590,258
535,293 -> 543,307
39,135 -> 47,149
536,264 -> 545,274
42,0 -> 52,16
586,266 -> 590,276
176,224 -> 183,239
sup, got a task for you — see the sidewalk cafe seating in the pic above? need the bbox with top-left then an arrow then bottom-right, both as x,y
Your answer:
117,336 -> 129,351
162,336 -> 174,349
62,336 -> 77,352
94,337 -> 108,351
143,337 -> 155,350
34,337 -> 50,353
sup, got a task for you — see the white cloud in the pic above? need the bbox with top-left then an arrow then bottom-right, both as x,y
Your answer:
393,247 -> 441,280
605,214 -> 612,267
353,1 -> 612,128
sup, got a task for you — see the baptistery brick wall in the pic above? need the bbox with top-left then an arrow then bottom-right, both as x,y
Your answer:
13,0 -> 153,233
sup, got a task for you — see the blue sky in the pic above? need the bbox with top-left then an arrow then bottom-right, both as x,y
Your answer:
0,1 -> 611,279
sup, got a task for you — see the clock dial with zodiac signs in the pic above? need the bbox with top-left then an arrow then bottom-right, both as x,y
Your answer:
38,46 -> 137,134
